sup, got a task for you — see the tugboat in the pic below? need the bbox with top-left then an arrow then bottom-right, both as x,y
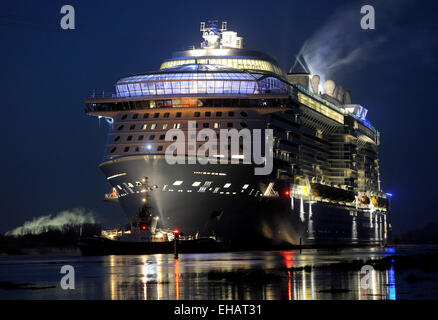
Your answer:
77,178 -> 222,256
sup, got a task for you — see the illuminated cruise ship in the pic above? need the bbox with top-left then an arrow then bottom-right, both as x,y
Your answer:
85,21 -> 390,246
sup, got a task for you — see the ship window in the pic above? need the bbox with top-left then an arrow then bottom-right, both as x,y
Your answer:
194,112 -> 200,117
149,135 -> 155,140
176,112 -> 182,118
157,146 -> 163,151
143,113 -> 149,119
127,135 -> 133,141
151,123 -> 157,130
130,124 -> 135,130
240,122 -> 248,128
135,146 -> 140,152
192,181 -> 201,187
162,123 -> 168,129
132,113 -> 139,119
124,146 -> 130,152
240,111 -> 248,117
205,112 -> 211,117
118,125 -> 124,130
138,135 -> 144,141
227,122 -> 233,128
153,113 -> 159,118
224,183 -> 231,188
159,135 -> 165,140
216,112 -> 222,117
228,111 -> 234,116
173,181 -> 183,186
142,124 -> 148,130
114,136 -> 120,142
164,113 -> 170,118
214,122 -> 220,129
121,114 -> 128,120
110,147 -> 117,153
203,123 -> 209,128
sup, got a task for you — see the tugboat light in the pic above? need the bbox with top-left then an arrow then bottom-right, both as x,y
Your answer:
284,190 -> 290,196
140,224 -> 147,231
173,229 -> 180,234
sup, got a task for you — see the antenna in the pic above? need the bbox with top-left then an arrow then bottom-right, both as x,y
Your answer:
200,22 -> 205,32
290,55 -> 310,74
221,21 -> 227,31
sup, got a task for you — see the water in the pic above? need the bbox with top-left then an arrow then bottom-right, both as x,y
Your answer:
0,245 -> 437,300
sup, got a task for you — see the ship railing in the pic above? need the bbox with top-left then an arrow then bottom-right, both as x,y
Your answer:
89,90 -> 118,99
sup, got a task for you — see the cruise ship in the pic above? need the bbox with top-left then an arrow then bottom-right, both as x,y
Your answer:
85,21 -> 391,247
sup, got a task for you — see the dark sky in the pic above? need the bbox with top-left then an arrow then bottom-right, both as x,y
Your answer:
1,0 -> 437,234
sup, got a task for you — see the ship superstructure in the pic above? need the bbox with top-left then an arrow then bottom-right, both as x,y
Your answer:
85,21 -> 390,246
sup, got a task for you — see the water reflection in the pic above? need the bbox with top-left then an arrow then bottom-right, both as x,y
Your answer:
104,250 -> 397,300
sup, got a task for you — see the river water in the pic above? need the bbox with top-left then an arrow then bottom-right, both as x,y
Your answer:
0,245 -> 437,300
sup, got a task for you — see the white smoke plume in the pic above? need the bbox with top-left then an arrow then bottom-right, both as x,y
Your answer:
298,0 -> 413,85
5,208 -> 96,236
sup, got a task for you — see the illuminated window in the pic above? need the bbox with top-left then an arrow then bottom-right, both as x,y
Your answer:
173,123 -> 181,129
142,124 -> 148,130
151,123 -> 157,130
242,184 -> 249,189
162,124 -> 168,129
224,183 -> 231,188
214,122 -> 220,128
173,181 -> 183,186
192,182 -> 201,187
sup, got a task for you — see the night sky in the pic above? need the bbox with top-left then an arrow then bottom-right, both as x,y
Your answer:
1,0 -> 437,234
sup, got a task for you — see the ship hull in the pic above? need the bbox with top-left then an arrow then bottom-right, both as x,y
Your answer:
99,156 -> 388,247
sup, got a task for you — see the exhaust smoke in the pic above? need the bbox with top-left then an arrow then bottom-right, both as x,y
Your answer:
5,208 -> 96,236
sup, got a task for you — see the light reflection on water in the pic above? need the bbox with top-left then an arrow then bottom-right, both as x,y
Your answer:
0,247 -> 420,300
